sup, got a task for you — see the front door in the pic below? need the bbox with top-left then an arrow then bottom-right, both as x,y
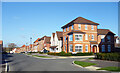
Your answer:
93,45 -> 97,53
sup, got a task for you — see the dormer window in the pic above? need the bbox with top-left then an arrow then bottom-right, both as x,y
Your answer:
78,24 -> 81,29
91,25 -> 94,30
85,24 -> 87,30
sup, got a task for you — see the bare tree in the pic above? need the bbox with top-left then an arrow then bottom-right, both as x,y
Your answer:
8,43 -> 17,53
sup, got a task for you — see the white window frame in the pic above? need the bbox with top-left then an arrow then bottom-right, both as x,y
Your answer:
91,25 -> 94,30
75,44 -> 83,52
71,25 -> 74,30
69,34 -> 73,41
102,45 -> 105,52
108,45 -> 111,52
85,34 -> 88,40
78,24 -> 81,30
91,34 -> 94,40
69,44 -> 73,52
85,45 -> 88,52
75,34 -> 83,41
85,24 -> 87,30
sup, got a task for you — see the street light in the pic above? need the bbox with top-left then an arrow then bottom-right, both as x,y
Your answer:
30,37 -> 32,52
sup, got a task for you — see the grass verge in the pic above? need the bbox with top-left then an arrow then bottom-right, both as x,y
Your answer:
32,55 -> 52,58
88,58 -> 94,59
27,53 -> 31,55
97,67 -> 120,72
74,61 -> 96,67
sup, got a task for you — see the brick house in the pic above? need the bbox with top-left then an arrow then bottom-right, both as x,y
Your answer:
0,40 -> 3,53
61,17 -> 115,53
114,36 -> 120,48
33,38 -> 40,52
38,36 -> 51,53
98,29 -> 115,53
20,45 -> 26,52
50,31 -> 63,53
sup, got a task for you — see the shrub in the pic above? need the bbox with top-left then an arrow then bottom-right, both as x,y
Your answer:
95,53 -> 120,62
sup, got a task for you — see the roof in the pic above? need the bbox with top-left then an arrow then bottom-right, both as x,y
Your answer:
38,36 -> 47,41
67,30 -> 85,35
97,29 -> 115,35
34,38 -> 40,43
52,33 -> 55,39
61,17 -> 99,28
44,37 -> 51,43
21,45 -> 26,48
56,31 -> 63,40
0,40 -> 3,44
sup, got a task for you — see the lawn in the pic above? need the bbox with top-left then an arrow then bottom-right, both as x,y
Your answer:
97,67 -> 120,72
32,55 -> 52,58
74,61 -> 96,67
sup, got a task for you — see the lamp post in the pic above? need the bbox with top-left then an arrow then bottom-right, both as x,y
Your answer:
30,37 -> 32,52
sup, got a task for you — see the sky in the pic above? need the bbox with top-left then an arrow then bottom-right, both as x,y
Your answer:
2,2 -> 118,47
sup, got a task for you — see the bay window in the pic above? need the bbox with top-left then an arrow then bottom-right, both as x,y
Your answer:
75,34 -> 83,41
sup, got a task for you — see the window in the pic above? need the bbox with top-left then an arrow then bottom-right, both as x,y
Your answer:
107,36 -> 111,42
75,34 -> 83,41
75,45 -> 83,52
85,25 -> 87,30
101,35 -> 105,42
78,24 -> 81,29
91,25 -> 94,30
64,36 -> 66,42
85,34 -> 88,40
85,45 -> 88,52
69,44 -> 73,52
67,27 -> 69,31
91,34 -> 94,40
108,45 -> 111,52
102,45 -> 105,52
69,34 -> 73,41
71,25 -> 74,30
64,46 -> 66,52
64,28 -> 66,32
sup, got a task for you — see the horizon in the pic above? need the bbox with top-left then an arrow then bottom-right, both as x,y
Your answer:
2,2 -> 118,47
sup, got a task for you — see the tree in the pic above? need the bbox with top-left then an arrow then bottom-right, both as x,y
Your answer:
8,43 -> 17,52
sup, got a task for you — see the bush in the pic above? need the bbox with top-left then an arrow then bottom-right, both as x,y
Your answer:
47,51 -> 94,56
95,53 -> 120,62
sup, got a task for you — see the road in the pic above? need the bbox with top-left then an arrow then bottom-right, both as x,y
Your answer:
5,53 -> 90,71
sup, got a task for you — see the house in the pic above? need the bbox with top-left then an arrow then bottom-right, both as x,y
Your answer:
114,36 -> 120,48
98,29 -> 115,53
61,17 -> 115,53
0,40 -> 3,53
20,45 -> 26,52
33,38 -> 40,52
50,31 -> 63,53
38,36 -> 51,53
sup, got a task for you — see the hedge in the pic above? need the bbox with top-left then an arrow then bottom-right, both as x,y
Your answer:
47,51 -> 94,56
95,53 -> 120,61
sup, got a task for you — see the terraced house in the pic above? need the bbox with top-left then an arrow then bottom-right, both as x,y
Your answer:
61,17 -> 115,53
